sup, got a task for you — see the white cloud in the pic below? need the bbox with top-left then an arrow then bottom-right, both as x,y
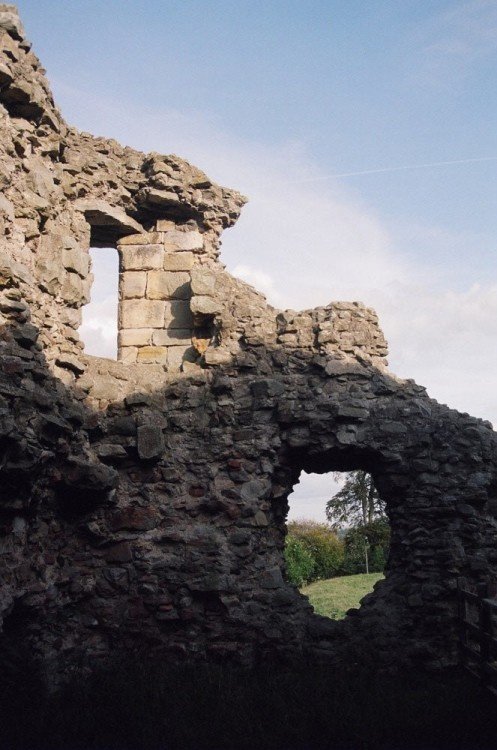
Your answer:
79,295 -> 118,359
288,472 -> 342,523
375,282 -> 497,425
231,264 -> 284,307
222,182 -> 403,310
79,249 -> 118,359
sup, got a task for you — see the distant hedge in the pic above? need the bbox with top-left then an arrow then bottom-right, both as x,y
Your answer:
284,520 -> 344,586
284,519 -> 390,586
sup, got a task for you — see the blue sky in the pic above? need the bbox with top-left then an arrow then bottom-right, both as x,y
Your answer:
15,0 -> 497,520
18,0 -> 497,246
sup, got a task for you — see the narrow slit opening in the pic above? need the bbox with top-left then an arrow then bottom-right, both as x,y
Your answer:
79,247 -> 119,359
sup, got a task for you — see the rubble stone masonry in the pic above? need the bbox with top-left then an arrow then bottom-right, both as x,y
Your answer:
1,5 -> 497,682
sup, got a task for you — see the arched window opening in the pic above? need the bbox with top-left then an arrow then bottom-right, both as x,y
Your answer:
79,247 -> 119,359
285,470 -> 389,621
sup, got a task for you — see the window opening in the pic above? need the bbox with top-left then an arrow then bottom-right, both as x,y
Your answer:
285,470 -> 389,621
79,248 -> 119,359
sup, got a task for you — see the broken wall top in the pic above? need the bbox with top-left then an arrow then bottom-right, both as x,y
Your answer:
0,3 -> 246,243
0,3 -> 389,390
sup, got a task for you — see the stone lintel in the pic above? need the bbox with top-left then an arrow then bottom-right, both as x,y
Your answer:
118,232 -> 163,246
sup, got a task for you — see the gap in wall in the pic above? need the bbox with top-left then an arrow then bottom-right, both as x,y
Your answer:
286,470 -> 388,621
79,248 -> 119,359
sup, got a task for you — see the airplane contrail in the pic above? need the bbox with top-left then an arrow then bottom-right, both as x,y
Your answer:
297,156 -> 497,182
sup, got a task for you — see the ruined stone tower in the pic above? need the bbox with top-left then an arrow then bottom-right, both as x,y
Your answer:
1,4 -> 497,681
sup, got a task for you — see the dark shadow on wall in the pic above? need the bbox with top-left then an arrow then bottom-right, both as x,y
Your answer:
1,312 -> 497,684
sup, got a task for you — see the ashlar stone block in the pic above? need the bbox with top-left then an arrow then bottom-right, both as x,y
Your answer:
118,328 -> 153,347
121,299 -> 165,328
136,346 -> 168,364
147,271 -> 191,300
120,245 -> 163,271
121,271 -> 147,299
167,345 -> 197,370
118,232 -> 162,246
152,328 -> 192,346
163,229 -> 203,252
119,346 -> 138,364
163,252 -> 195,271
203,348 -> 232,365
164,299 -> 194,328
190,268 -> 216,295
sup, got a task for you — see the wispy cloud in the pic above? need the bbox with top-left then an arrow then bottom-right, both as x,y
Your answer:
295,156 -> 497,183
412,0 -> 497,87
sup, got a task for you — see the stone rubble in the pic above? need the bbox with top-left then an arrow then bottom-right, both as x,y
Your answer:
0,4 -> 496,681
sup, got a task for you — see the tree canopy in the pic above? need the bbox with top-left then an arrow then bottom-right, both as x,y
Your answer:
325,470 -> 386,529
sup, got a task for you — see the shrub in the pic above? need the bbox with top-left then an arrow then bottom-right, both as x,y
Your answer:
284,536 -> 315,586
286,520 -> 344,583
341,532 -> 366,575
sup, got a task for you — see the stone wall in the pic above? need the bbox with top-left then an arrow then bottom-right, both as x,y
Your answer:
117,222 -> 200,368
1,4 -> 497,683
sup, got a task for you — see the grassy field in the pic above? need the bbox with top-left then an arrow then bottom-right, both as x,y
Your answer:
301,572 -> 384,619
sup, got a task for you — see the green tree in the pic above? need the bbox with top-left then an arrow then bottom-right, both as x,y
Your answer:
342,519 -> 390,575
325,471 -> 385,529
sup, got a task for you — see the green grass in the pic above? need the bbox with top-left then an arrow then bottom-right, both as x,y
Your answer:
302,572 -> 384,619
